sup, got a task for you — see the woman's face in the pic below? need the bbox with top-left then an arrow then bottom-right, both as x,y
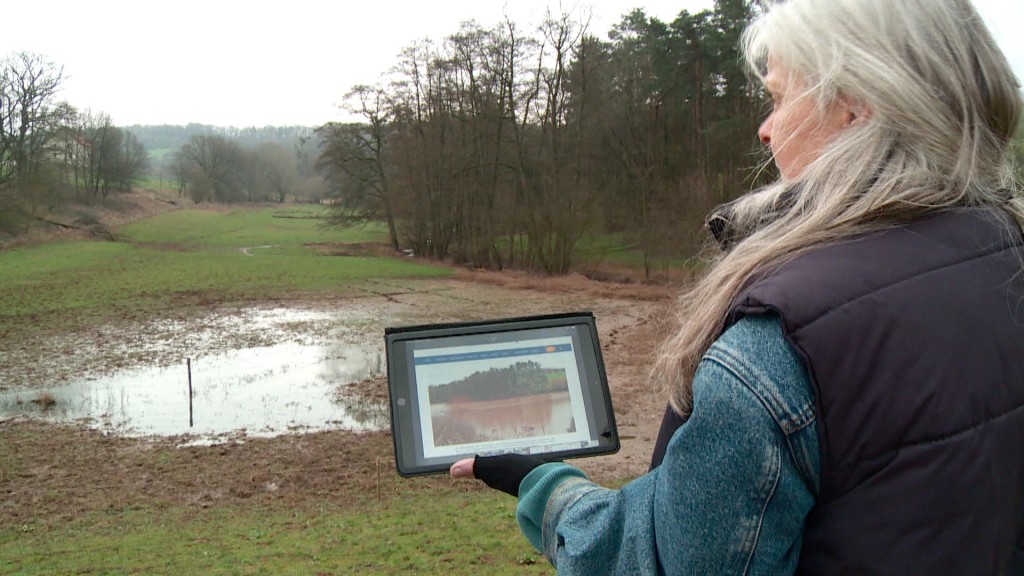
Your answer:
758,61 -> 853,179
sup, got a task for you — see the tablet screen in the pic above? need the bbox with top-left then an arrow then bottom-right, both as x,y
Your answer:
385,312 -> 618,476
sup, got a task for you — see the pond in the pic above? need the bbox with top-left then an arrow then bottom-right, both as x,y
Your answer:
0,309 -> 392,441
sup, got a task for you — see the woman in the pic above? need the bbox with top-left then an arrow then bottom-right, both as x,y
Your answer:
452,0 -> 1024,573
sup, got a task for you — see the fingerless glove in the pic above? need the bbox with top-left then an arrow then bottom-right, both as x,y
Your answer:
473,453 -> 546,497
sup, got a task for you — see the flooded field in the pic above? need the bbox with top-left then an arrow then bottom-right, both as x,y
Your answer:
0,340 -> 385,439
0,274 -> 670,466
0,304 -> 402,441
1,273 -> 676,540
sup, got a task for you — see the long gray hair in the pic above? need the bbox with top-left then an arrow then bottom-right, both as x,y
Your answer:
654,0 -> 1023,417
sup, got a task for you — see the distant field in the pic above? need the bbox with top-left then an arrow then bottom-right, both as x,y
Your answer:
0,205 -> 449,327
573,231 -> 697,281
135,174 -> 174,190
147,147 -> 174,162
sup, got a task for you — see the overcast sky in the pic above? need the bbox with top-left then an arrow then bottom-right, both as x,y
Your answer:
4,0 -> 1023,127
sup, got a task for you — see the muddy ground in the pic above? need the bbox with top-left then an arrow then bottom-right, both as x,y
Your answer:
1,260 -> 684,527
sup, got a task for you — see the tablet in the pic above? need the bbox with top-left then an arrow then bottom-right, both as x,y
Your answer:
385,312 -> 619,476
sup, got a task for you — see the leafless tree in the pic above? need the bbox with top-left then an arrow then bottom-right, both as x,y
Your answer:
253,142 -> 298,203
172,134 -> 245,203
317,84 -> 400,250
0,52 -> 71,231
315,1 -> 767,275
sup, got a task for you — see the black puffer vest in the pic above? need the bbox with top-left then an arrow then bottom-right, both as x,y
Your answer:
723,208 -> 1024,574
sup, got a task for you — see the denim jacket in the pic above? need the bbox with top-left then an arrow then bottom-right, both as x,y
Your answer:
515,315 -> 820,575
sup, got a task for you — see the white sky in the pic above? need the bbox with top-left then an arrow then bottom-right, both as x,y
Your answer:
5,0 -> 1023,128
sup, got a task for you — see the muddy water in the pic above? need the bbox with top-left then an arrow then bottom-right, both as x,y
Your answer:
0,305 -> 400,441
0,341 -> 386,439
0,279 -> 648,444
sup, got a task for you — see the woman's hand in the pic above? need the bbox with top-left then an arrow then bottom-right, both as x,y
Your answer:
449,458 -> 475,479
449,454 -> 547,497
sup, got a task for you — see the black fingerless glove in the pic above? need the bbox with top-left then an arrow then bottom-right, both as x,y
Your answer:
473,453 -> 546,497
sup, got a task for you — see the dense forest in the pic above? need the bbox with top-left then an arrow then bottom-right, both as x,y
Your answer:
317,0 -> 769,274
316,0 -> 1024,274
428,361 -> 568,404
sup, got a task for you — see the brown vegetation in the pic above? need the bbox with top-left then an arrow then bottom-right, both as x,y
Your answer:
29,392 -> 56,409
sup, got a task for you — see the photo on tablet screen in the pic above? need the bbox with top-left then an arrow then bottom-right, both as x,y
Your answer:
385,311 -> 618,476
413,335 -> 592,459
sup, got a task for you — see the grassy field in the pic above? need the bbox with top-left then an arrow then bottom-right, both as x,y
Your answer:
0,206 -> 449,334
0,477 -> 548,575
0,205 -> 564,575
574,231 -> 696,276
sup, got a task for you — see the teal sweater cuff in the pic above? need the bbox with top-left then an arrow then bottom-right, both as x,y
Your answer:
515,462 -> 589,552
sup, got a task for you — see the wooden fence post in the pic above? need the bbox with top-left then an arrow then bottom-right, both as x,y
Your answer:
187,358 -> 194,428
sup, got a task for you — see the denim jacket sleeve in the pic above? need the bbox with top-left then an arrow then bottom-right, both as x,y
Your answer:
515,314 -> 820,575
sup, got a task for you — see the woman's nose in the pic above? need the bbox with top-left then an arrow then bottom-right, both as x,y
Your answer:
758,116 -> 772,146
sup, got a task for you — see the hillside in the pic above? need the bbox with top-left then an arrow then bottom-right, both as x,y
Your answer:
1,188 -> 183,248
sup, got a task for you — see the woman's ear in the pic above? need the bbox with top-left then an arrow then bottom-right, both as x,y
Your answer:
844,98 -> 872,127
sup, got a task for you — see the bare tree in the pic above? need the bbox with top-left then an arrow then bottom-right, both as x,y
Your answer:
82,112 -> 116,201
513,8 -> 592,274
313,1 -> 766,274
116,130 -> 148,192
0,52 -> 71,231
172,134 -> 245,203
317,84 -> 400,250
253,142 -> 298,203
0,53 -> 65,184
62,111 -> 149,202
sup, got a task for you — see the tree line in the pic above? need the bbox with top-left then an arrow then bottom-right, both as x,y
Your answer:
167,132 -> 325,204
133,124 -> 327,205
129,124 -> 316,151
429,361 -> 568,405
0,52 -> 149,235
317,0 -> 771,275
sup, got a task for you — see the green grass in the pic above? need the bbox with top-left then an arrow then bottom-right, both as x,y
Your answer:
147,147 -> 175,162
575,231 -> 695,271
0,205 -> 448,326
135,174 -> 174,190
118,205 -> 383,247
0,486 -> 551,575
